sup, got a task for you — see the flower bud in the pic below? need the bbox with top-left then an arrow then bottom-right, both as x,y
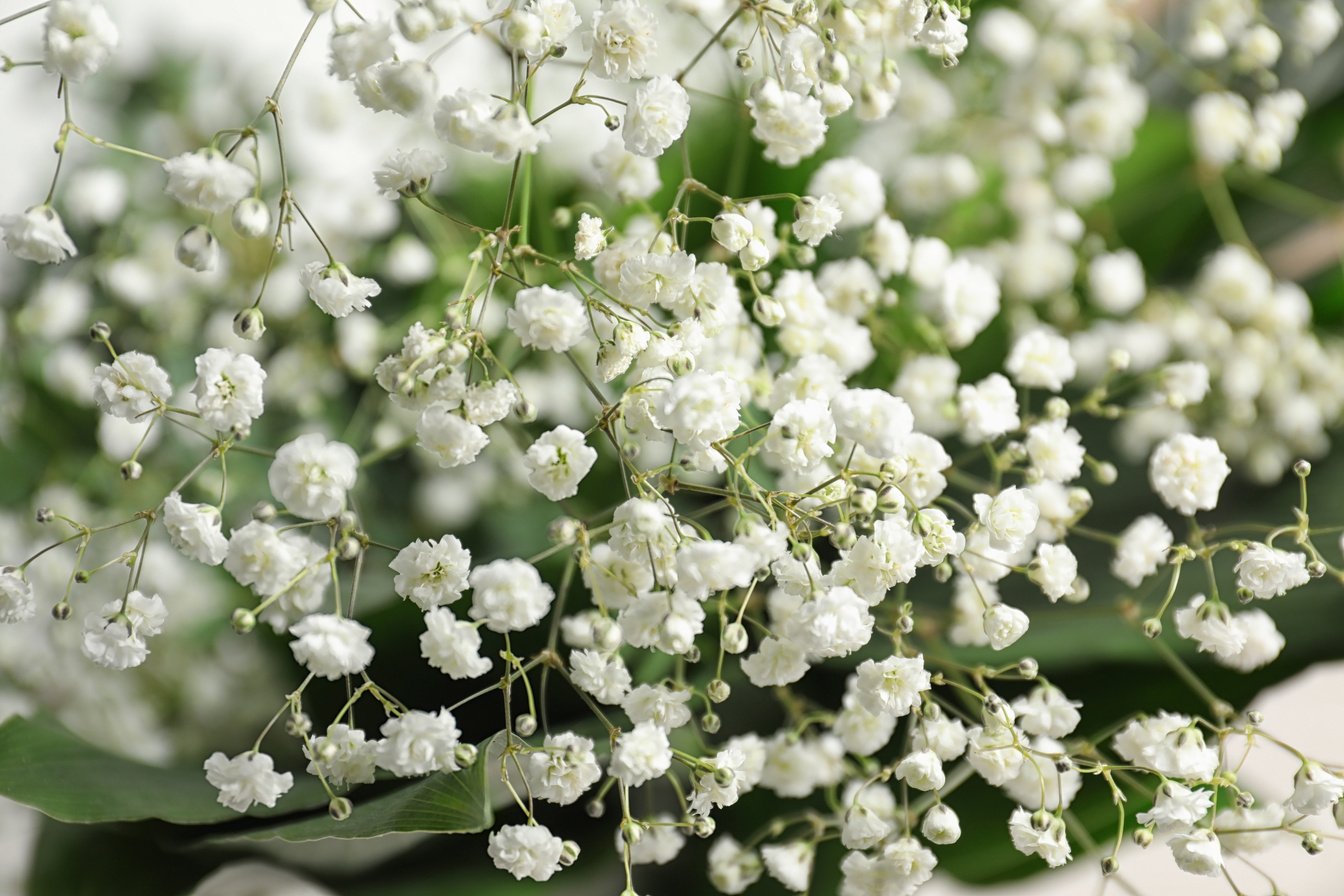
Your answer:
830,522 -> 857,551
700,711 -> 720,734
337,535 -> 362,561
286,712 -> 312,736
51,600 -> 72,621
1018,657 -> 1039,679
1303,832 -> 1324,855
252,501 -> 277,522
691,816 -> 716,838
620,818 -> 643,845
1142,618 -> 1162,639
739,238 -> 769,272
397,2 -> 438,41
329,796 -> 353,821
175,225 -> 219,272
233,307 -> 266,341
751,294 -> 786,326
1294,459 -> 1312,477
513,397 -> 537,423
876,486 -> 904,515
89,321 -> 112,341
707,679 -> 731,703
586,798 -> 605,818
305,0 -> 336,11
231,608 -> 256,634
1133,827 -> 1153,847
231,197 -> 271,238
722,622 -> 748,655
560,840 -> 581,866
454,742 -> 478,767
514,713 -> 538,737
1101,856 -> 1119,875
120,460 -> 143,481
849,487 -> 877,516
604,114 -> 620,131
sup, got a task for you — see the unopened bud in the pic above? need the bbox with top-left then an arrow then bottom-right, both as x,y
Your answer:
1101,856 -> 1119,875
1142,618 -> 1162,639
514,713 -> 537,737
454,742 -> 478,767
620,818 -> 642,845
328,796 -> 353,821
231,197 -> 271,238
604,114 -> 620,131
1303,832 -> 1325,855
751,294 -> 785,327
1018,657 -> 1039,679
1133,827 -> 1154,848
691,815 -> 716,838
337,536 -> 362,561
120,460 -> 143,481
1294,459 -> 1311,477
36,507 -> 55,523
707,679 -> 731,703
233,307 -> 266,341
722,622 -> 748,655
231,608 -> 256,634
175,225 -> 219,272
700,711 -> 720,734
89,321 -> 111,341
560,840 -> 581,866
513,397 -> 537,423
52,600 -> 72,621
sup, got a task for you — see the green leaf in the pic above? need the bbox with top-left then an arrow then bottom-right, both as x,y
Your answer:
0,714 -> 323,826
206,735 -> 498,843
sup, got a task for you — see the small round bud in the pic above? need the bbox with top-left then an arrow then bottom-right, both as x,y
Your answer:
73,569 -> 90,584
454,743 -> 478,767
722,622 -> 748,655
683,644 -> 701,663
1142,618 -> 1162,639
51,600 -> 72,621
586,798 -> 605,818
793,245 -> 816,266
396,2 -> 437,41
896,613 -> 914,634
593,616 -> 623,652
1246,710 -> 1264,726
514,713 -> 537,737
1235,791 -> 1255,809
337,536 -> 362,561
707,679 -> 731,703
700,711 -> 720,734
735,49 -> 753,70
36,507 -> 55,523
620,818 -> 643,845
513,397 -> 537,423
252,501 -> 277,522
1018,657 -> 1039,679
604,114 -> 620,131
550,207 -> 573,228
337,510 -> 358,531
1294,459 -> 1312,477
621,442 -> 640,461
1308,560 -> 1327,578
1107,348 -> 1131,372
1093,462 -> 1118,485
231,608 -> 256,634
1054,757 -> 1073,773
691,816 -> 716,838
1133,827 -> 1154,848
560,840 -> 581,866
231,197 -> 271,238
751,294 -> 786,327
1101,856 -> 1119,876
119,460 -> 142,481
876,486 -> 904,515
89,321 -> 111,341
850,487 -> 877,516
328,796 -> 353,821
830,522 -> 857,551
318,741 -> 338,762
175,225 -> 219,272
233,307 -> 266,341
286,712 -> 312,737
667,352 -> 695,377
712,765 -> 735,787
1303,832 -> 1325,855
1044,396 -> 1070,419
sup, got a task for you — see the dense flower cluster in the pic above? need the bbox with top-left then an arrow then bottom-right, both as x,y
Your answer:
2,0 -> 1343,894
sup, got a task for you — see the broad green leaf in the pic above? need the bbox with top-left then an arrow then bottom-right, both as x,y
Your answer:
207,735 -> 498,843
0,715 -> 323,826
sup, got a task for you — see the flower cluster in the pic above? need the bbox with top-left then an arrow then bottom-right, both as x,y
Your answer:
1,0 -> 1343,894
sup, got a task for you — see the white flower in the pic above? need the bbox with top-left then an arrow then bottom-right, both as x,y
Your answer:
204,751 -> 293,813
793,195 -> 843,246
1287,762 -> 1344,816
1160,361 -> 1211,409
354,60 -> 437,116
660,371 -> 742,451
162,493 -> 228,566
689,746 -> 747,816
623,684 -> 692,729
894,748 -> 945,791
1149,434 -> 1230,516
376,708 -> 461,776
624,813 -> 686,865
1137,782 -> 1214,831
420,608 -> 491,678
932,258 -> 1000,349
982,603 -> 1030,650
587,0 -> 657,81
1113,515 -> 1173,586
523,426 -> 598,500
1009,808 -> 1071,867
748,79 -> 827,167
417,404 -> 490,468
1234,544 -> 1310,600
329,20 -> 394,80
574,213 -> 606,260
918,2 -> 969,63
468,558 -> 554,632
809,159 -> 884,228
268,433 -> 359,521
391,536 -> 472,609
624,76 -> 690,158
570,648 -> 632,703
434,89 -> 550,162
300,261 -> 382,317
712,213 -> 755,252
80,590 -> 167,670
830,388 -> 913,459
761,841 -> 813,892
765,398 -> 836,471
488,824 -> 566,881
304,724 -> 377,787
592,136 -> 661,201
1005,328 -> 1076,392
854,655 -> 930,718
1191,92 -> 1252,167
742,637 -> 810,687
162,149 -> 255,214
1,206 -> 77,263
289,614 -> 374,680
507,285 -> 587,352
610,720 -> 672,787
1012,685 -> 1082,738
922,803 -> 962,844
92,350 -> 171,419
527,732 -> 601,805
913,715 -> 969,761
42,0 -> 119,82
1030,543 -> 1078,602
1088,249 -> 1146,314
708,836 -> 763,894
1169,829 -> 1222,877
193,347 -> 266,433
1026,419 -> 1085,483
1113,713 -> 1220,780
0,570 -> 36,624
974,487 -> 1039,552
374,148 -> 446,198
958,373 -> 1020,443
